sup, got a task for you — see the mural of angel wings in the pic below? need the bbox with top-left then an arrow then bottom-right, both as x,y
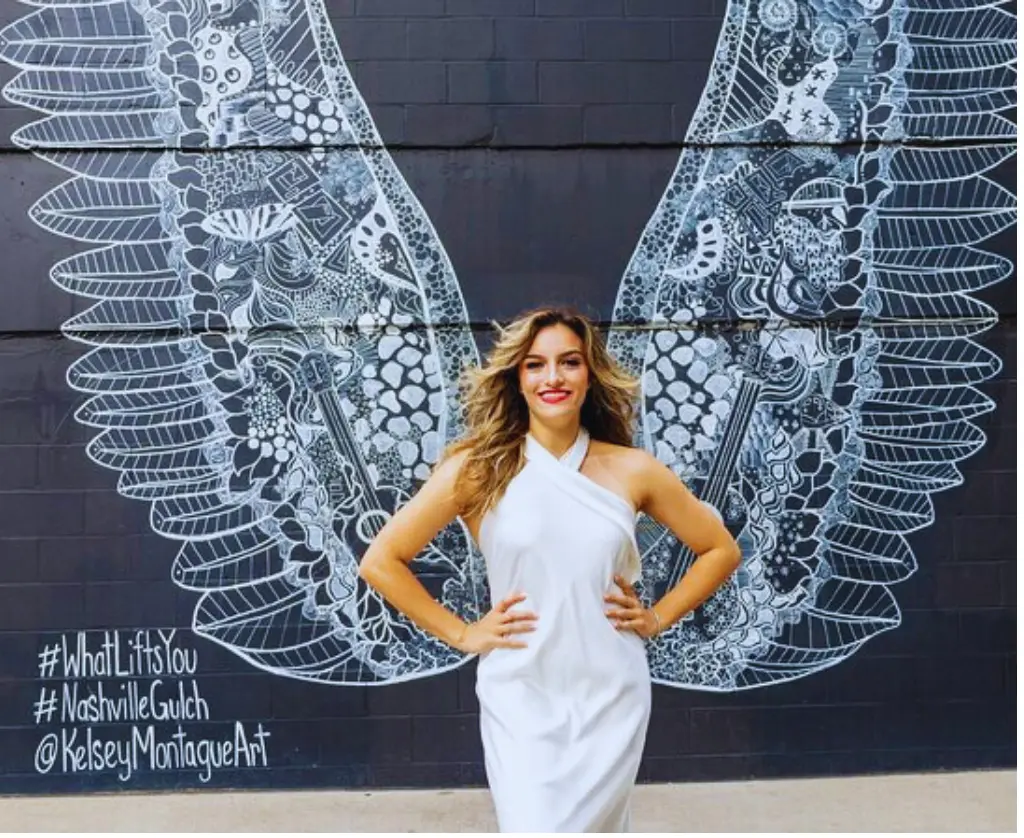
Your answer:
0,0 -> 1015,690
610,0 -> 1016,689
0,0 -> 488,684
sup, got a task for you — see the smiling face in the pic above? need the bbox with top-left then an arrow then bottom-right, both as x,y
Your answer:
517,323 -> 590,429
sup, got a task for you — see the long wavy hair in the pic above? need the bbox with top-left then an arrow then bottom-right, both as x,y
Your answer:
445,307 -> 639,520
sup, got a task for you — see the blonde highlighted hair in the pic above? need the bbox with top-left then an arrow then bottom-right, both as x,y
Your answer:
445,307 -> 639,520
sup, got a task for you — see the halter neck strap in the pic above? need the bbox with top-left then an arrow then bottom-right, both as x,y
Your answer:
524,427 -> 591,472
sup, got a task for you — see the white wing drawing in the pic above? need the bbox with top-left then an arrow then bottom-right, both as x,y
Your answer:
0,0 -> 488,684
611,0 -> 1016,689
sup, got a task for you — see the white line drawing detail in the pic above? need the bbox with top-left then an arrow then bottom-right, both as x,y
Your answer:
609,0 -> 1016,689
0,0 -> 1016,691
0,0 -> 487,685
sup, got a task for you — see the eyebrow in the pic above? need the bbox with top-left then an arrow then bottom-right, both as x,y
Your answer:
523,350 -> 584,360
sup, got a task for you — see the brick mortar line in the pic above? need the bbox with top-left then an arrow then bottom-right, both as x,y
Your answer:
0,314 -> 1017,340
0,136 -> 1014,155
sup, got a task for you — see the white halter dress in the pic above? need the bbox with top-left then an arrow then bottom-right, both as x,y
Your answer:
474,429 -> 652,832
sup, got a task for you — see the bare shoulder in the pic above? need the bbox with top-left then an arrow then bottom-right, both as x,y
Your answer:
588,439 -> 660,475
429,447 -> 471,497
587,440 -> 666,502
434,446 -> 471,477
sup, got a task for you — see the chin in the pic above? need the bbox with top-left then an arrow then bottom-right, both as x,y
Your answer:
532,401 -> 582,419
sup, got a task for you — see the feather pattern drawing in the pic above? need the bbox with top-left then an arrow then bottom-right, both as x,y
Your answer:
0,0 -> 486,684
0,0 -> 1016,691
609,0 -> 1016,689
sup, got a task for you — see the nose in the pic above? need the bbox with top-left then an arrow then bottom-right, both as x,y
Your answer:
544,362 -> 563,386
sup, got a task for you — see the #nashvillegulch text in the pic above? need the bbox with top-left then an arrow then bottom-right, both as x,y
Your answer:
61,679 -> 209,724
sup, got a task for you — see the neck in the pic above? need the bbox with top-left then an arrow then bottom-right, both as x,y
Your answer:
527,420 -> 582,459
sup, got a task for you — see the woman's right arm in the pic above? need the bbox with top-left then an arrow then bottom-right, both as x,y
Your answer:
358,450 -> 535,654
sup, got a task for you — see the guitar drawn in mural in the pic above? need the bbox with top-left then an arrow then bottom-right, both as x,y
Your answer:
0,0 -> 1015,690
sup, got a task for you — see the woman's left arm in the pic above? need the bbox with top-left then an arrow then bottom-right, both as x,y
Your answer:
609,451 -> 742,637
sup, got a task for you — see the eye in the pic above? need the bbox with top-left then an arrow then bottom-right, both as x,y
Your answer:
524,361 -> 543,370
563,357 -> 582,367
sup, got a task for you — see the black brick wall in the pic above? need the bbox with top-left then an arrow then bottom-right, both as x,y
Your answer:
0,0 -> 1016,795
312,0 -> 776,148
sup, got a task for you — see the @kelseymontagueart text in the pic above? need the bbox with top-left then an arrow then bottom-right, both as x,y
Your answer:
32,630 -> 270,783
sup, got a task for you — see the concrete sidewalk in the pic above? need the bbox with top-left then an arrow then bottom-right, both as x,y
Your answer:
1,770 -> 1015,832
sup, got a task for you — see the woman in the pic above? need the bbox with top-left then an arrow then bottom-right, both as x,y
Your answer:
359,307 -> 741,832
